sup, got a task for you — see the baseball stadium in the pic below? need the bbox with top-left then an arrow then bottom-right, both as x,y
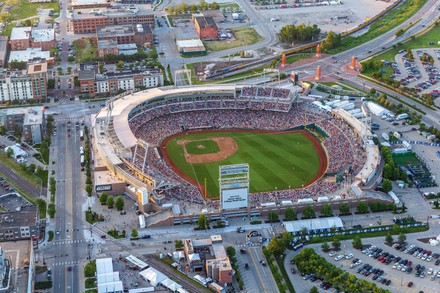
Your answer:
92,85 -> 379,218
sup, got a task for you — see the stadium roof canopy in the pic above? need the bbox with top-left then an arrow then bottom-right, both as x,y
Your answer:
284,217 -> 343,234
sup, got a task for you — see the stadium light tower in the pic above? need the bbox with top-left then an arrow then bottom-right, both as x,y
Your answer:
263,68 -> 280,85
174,69 -> 192,87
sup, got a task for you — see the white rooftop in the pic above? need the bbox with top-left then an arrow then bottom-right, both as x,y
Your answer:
97,281 -> 123,293
176,38 -> 205,49
96,258 -> 114,275
32,28 -> 55,42
24,107 -> 44,125
9,48 -> 51,63
10,27 -> 31,41
284,217 -> 344,233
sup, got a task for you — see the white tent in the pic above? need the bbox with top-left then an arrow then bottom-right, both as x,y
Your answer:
173,251 -> 184,260
367,102 -> 390,117
160,278 -> 182,291
140,268 -> 167,287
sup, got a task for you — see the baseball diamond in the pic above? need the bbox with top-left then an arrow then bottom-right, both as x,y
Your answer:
162,130 -> 327,199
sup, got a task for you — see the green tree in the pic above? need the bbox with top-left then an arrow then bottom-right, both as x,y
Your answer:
84,260 -> 96,278
321,242 -> 330,251
284,207 -> 297,221
131,228 -> 138,238
392,224 -> 400,234
48,203 -> 56,218
99,192 -> 108,205
267,236 -> 285,256
339,203 -> 350,215
197,214 -> 208,230
352,236 -> 363,249
323,31 -> 341,50
175,240 -> 183,250
114,196 -> 124,211
106,196 -> 114,209
398,233 -> 406,244
332,237 -> 341,250
385,233 -> 393,245
116,60 -> 124,72
320,204 -> 333,217
85,184 -> 93,197
6,147 -> 13,158
381,179 -> 393,193
267,210 -> 279,223
310,286 -> 319,293
356,202 -> 369,214
303,205 -> 316,219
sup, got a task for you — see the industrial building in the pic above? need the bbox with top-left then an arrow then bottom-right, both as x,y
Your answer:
175,38 -> 206,56
10,27 -> 56,51
193,16 -> 218,40
96,23 -> 153,47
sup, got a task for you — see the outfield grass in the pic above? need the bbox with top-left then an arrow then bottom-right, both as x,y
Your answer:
392,152 -> 421,166
203,27 -> 263,52
186,140 -> 220,155
164,131 -> 323,198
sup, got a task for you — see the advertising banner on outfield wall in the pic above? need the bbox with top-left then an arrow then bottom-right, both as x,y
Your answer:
221,188 -> 248,210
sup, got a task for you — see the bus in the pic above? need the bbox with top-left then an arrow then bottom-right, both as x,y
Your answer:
293,243 -> 304,251
80,155 -> 84,167
80,147 -> 84,155
80,130 -> 84,141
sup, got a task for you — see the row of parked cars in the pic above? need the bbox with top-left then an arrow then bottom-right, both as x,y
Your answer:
0,177 -> 14,192
302,274 -> 333,290
402,244 -> 440,264
354,262 -> 391,286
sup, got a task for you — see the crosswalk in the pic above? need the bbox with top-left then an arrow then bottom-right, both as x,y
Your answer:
53,260 -> 80,267
53,239 -> 87,245
236,242 -> 262,248
55,117 -> 84,122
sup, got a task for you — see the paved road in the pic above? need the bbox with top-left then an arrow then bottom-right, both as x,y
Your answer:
246,246 -> 279,293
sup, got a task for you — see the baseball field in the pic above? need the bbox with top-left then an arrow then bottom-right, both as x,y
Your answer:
162,130 -> 327,199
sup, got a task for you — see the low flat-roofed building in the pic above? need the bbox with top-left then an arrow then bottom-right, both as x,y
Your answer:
31,28 -> 56,51
206,257 -> 232,284
97,40 -> 138,57
96,23 -> 153,47
10,27 -> 31,51
212,244 -> 227,259
3,106 -> 45,143
9,48 -> 53,64
71,0 -> 109,9
0,205 -> 39,241
176,38 -> 206,56
94,170 -> 126,195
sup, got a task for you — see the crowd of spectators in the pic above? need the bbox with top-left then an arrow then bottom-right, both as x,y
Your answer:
241,86 -> 291,99
126,97 -> 366,207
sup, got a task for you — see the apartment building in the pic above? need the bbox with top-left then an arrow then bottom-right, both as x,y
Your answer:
0,62 -> 48,102
78,63 -> 163,97
71,5 -> 154,34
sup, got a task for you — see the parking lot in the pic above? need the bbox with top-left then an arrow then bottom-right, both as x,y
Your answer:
320,239 -> 440,293
393,48 -> 440,98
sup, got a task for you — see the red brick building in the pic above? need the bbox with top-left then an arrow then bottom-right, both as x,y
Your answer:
194,16 -> 218,41
10,27 -> 56,51
71,6 -> 154,34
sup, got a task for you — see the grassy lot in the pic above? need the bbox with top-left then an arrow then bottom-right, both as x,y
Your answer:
204,27 -> 263,52
73,39 -> 98,63
317,82 -> 354,91
0,152 -> 41,186
219,2 -> 241,12
85,278 -> 96,289
186,140 -> 220,155
392,152 -> 422,166
362,25 -> 440,77
7,0 -> 59,21
285,54 -> 312,64
327,0 -> 427,54
164,131 -> 323,198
